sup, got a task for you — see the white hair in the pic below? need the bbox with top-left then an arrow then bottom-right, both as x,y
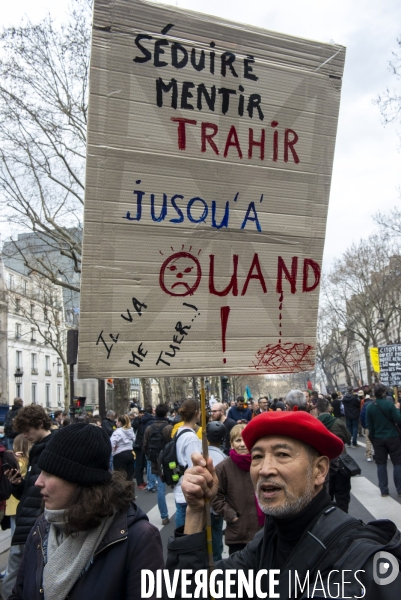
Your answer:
285,390 -> 307,410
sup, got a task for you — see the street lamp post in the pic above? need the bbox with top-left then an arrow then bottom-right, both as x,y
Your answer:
14,368 -> 23,398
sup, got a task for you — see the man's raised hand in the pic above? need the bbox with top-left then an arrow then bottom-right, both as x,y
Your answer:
182,452 -> 218,511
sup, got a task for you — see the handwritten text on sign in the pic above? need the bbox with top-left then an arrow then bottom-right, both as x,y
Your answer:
78,0 -> 345,378
378,345 -> 401,387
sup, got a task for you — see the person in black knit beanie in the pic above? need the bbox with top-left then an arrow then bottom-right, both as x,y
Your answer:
38,422 -> 112,485
9,423 -> 163,600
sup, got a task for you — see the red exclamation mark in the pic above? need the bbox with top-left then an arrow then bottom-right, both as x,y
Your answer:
220,306 -> 230,364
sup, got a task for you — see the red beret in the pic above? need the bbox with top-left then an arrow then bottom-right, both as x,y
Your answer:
242,411 -> 343,460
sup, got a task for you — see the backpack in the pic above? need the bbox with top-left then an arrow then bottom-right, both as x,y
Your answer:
360,402 -> 368,429
4,409 -> 19,439
158,429 -> 193,488
146,421 -> 169,462
274,506 -> 401,599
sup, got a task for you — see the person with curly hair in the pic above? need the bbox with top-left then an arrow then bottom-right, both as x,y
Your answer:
2,404 -> 53,599
9,423 -> 163,600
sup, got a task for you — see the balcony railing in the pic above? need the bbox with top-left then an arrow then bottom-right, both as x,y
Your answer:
31,368 -> 38,375
45,369 -> 51,376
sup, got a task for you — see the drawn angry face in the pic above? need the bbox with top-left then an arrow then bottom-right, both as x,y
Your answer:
159,252 -> 202,296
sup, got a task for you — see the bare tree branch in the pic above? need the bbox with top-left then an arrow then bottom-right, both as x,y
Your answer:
0,0 -> 92,288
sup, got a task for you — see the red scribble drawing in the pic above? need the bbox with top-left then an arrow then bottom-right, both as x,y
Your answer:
253,341 -> 314,373
159,249 -> 202,297
252,289 -> 314,373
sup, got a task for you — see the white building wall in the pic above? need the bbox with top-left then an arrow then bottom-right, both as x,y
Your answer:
5,267 -> 65,410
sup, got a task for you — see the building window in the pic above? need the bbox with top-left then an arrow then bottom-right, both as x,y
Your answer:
31,327 -> 36,343
45,355 -> 51,376
16,350 -> 22,369
31,353 -> 38,375
30,304 -> 35,318
46,384 -> 51,408
15,298 -> 21,313
8,274 -> 14,290
57,384 -> 62,407
56,357 -> 62,376
15,323 -> 21,339
31,383 -> 37,404
44,331 -> 52,345
23,280 -> 27,295
43,307 -> 48,322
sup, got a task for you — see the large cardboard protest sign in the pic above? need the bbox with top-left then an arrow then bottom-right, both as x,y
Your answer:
78,0 -> 345,378
379,345 -> 401,387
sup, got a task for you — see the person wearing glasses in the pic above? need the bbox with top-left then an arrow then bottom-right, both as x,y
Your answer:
209,403 -> 236,455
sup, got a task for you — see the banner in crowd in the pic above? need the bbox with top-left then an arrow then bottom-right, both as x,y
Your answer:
378,344 -> 401,387
370,347 -> 380,374
78,0 -> 345,378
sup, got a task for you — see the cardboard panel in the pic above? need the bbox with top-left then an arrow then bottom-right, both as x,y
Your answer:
378,345 -> 401,387
79,0 -> 345,378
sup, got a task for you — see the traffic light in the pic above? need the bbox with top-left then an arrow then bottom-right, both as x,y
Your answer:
75,397 -> 86,409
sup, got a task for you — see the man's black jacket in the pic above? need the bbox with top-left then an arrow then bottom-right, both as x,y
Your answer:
342,393 -> 361,420
167,503 -> 401,599
133,413 -> 154,449
101,418 -> 115,438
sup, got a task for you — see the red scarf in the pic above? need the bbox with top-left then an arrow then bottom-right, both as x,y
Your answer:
229,449 -> 265,526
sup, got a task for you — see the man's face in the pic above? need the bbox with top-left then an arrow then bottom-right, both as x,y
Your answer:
250,435 -> 328,518
258,399 -> 268,412
22,425 -> 47,444
210,407 -> 223,421
237,401 -> 244,411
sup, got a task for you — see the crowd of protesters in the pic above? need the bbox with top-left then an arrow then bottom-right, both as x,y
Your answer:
0,382 -> 399,598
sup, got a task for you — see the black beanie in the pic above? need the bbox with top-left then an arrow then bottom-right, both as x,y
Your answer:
38,423 -> 112,485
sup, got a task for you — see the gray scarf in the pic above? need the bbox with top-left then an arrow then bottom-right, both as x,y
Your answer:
43,508 -> 115,600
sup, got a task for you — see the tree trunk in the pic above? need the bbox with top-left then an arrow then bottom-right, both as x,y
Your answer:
156,379 -> 164,403
113,378 -> 131,415
192,377 -> 198,400
363,345 -> 373,386
141,378 -> 152,406
343,363 -> 352,387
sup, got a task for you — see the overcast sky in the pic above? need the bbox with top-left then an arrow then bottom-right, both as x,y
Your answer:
2,0 -> 401,269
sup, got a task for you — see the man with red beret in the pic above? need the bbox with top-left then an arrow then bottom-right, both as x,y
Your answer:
166,411 -> 401,599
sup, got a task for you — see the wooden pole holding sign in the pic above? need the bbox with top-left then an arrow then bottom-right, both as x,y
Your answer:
200,377 -> 214,575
